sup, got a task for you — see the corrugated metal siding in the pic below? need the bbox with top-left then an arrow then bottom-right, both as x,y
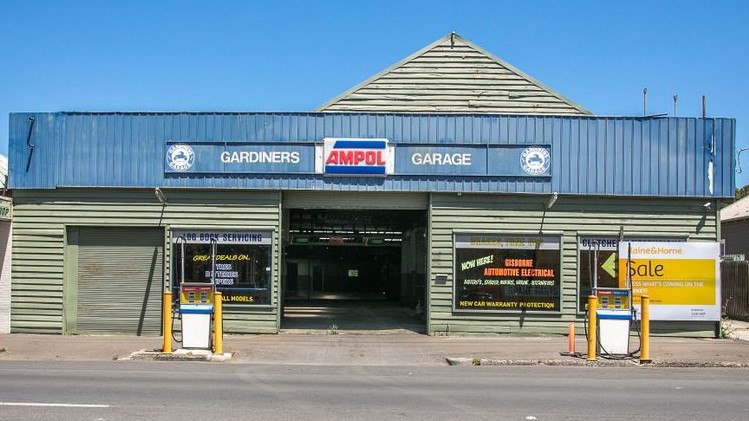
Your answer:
319,35 -> 587,115
76,227 -> 163,335
428,194 -> 718,336
11,189 -> 281,334
8,112 -> 734,197
9,113 -> 59,190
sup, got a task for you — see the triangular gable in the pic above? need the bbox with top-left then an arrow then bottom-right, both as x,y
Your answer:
318,32 -> 590,115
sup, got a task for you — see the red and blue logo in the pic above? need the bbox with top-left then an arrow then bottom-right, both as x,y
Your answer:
323,138 -> 391,175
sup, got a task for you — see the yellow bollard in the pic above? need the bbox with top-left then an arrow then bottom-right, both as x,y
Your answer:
640,295 -> 651,363
213,292 -> 223,355
587,295 -> 597,361
162,291 -> 172,354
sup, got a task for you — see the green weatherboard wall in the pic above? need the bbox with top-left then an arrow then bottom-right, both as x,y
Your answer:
11,189 -> 719,336
11,189 -> 281,335
427,194 -> 719,337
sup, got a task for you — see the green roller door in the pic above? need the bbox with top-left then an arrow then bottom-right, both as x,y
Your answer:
76,227 -> 163,335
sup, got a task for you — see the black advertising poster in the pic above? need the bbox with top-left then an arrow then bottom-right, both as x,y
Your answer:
171,230 -> 272,306
453,234 -> 561,312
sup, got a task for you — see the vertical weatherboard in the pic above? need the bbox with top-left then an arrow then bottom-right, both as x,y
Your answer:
685,119 -> 695,196
720,119 -> 735,197
622,119 -> 633,195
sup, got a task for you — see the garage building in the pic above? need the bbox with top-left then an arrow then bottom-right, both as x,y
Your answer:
7,34 -> 735,336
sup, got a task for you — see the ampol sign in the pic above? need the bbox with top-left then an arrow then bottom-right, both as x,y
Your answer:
618,242 -> 720,321
322,138 -> 393,176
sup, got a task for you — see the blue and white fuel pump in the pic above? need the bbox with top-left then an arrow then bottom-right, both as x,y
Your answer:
176,237 -> 216,350
591,239 -> 634,356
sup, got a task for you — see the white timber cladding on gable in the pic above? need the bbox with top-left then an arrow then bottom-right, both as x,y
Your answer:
318,33 -> 590,115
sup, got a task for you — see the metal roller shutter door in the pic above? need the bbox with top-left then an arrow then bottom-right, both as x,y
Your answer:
77,227 -> 163,335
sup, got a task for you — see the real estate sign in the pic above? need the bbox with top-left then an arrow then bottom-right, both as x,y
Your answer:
617,242 -> 720,321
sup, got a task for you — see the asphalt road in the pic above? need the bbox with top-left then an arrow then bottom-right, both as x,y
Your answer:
0,362 -> 747,420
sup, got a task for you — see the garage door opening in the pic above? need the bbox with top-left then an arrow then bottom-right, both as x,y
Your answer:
282,209 -> 427,333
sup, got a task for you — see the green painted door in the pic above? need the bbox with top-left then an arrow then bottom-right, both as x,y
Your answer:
76,227 -> 163,335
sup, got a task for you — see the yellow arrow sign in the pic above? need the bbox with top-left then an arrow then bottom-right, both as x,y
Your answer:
601,253 -> 616,278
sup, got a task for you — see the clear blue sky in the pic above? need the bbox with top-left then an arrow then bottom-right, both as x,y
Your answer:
2,0 -> 748,187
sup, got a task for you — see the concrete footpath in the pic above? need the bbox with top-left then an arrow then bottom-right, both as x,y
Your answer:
2,321 -> 749,367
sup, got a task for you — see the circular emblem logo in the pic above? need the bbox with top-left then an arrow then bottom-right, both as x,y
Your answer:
520,147 -> 550,175
166,144 -> 194,172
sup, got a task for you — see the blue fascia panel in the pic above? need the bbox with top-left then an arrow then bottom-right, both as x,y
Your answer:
7,112 -> 736,198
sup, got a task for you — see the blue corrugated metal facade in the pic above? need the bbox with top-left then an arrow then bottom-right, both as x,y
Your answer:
8,112 -> 735,197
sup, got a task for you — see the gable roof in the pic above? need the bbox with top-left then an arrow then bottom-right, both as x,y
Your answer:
318,32 -> 590,115
722,195 -> 749,223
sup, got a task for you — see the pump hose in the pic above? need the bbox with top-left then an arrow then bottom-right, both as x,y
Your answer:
171,303 -> 182,343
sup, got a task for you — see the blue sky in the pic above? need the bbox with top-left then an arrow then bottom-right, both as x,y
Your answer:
2,0 -> 748,187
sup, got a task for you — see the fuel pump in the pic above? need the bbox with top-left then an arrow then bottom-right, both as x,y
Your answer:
178,238 -> 216,349
592,240 -> 634,356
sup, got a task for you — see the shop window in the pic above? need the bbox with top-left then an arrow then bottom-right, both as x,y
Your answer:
172,230 -> 272,306
578,237 -> 618,312
453,233 -> 561,313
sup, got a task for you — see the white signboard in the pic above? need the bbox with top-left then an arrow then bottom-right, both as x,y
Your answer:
171,230 -> 271,245
618,242 -> 720,321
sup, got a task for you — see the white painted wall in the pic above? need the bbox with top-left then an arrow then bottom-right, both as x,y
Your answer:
0,221 -> 11,333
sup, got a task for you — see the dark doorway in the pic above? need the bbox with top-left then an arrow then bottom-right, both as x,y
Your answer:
282,209 -> 427,332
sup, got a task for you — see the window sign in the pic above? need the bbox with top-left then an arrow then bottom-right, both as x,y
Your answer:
453,234 -> 561,312
578,237 -> 619,311
172,230 -> 272,306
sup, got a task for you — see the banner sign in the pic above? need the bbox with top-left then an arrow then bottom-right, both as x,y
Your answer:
165,140 -> 550,178
395,145 -> 551,177
453,234 -> 561,312
165,142 -> 316,174
617,242 -> 720,321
